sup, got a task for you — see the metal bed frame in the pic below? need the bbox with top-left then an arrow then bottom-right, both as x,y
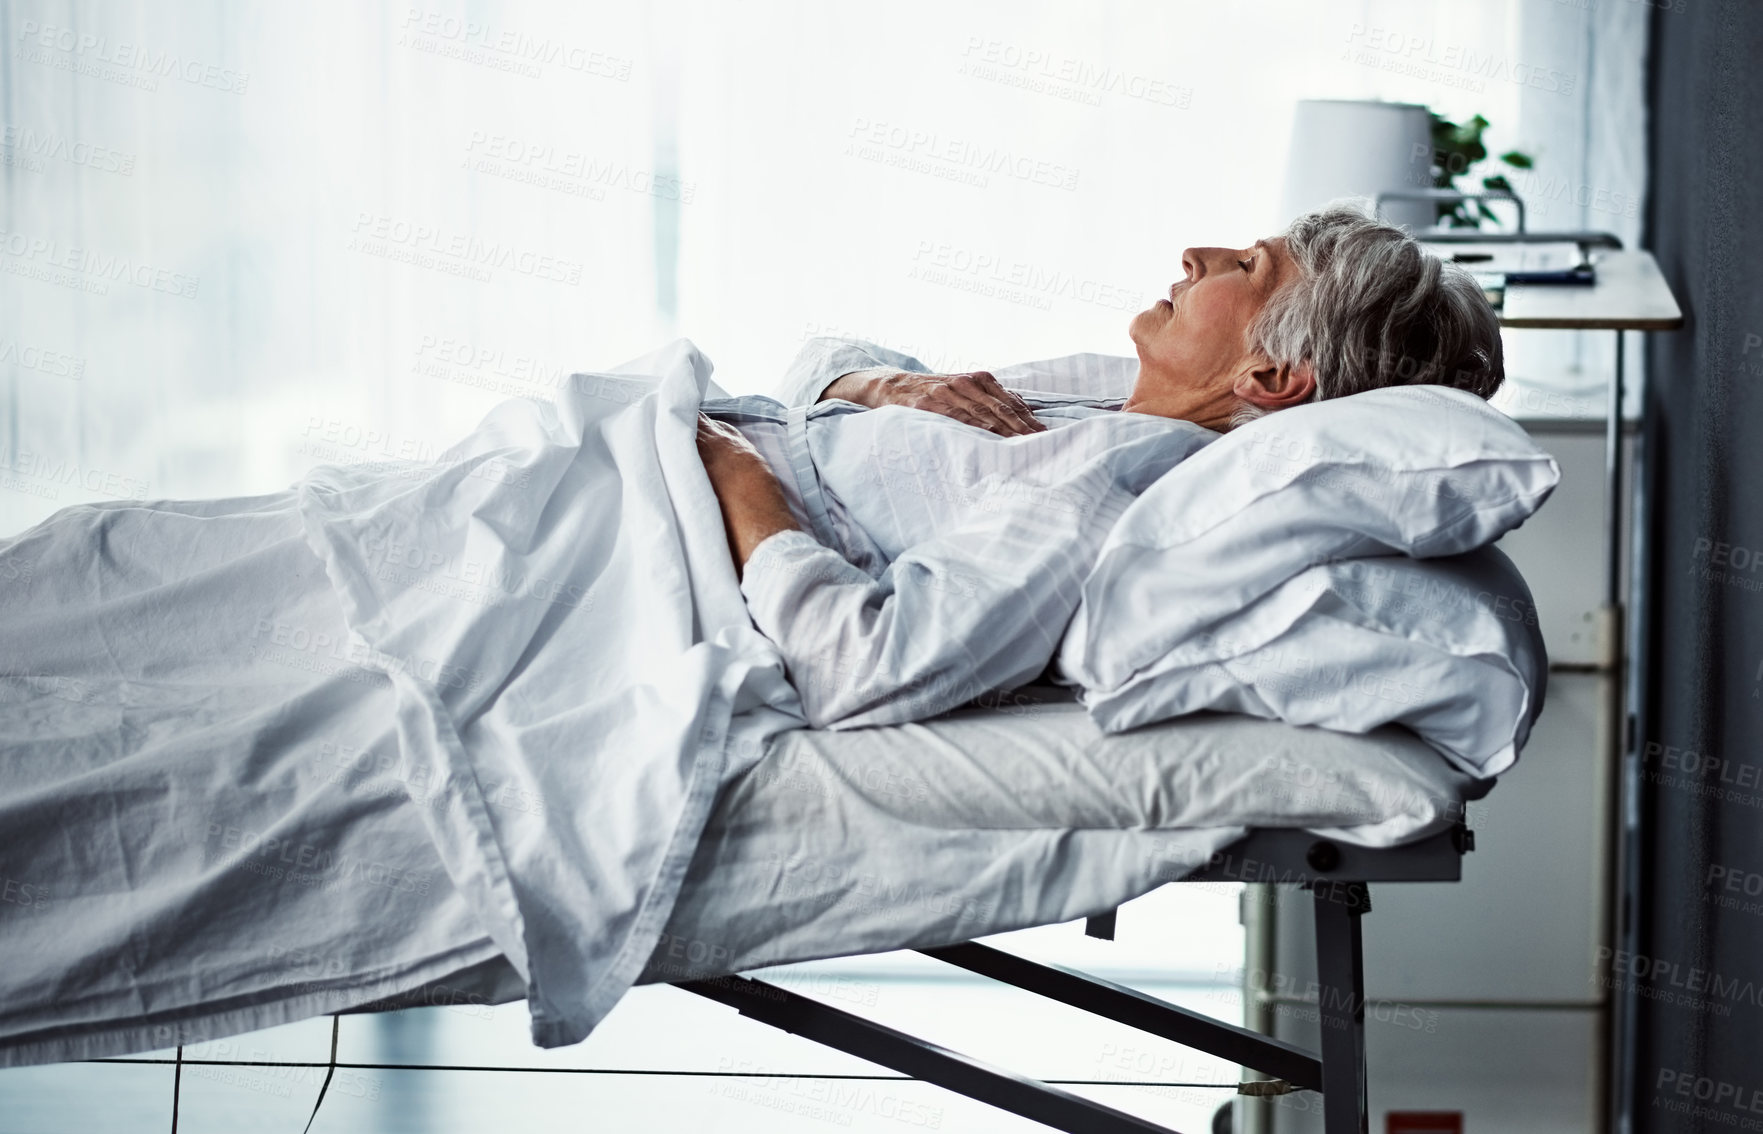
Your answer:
678,822 -> 1473,1134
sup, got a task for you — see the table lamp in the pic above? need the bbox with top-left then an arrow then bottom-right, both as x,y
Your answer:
1280,99 -> 1434,230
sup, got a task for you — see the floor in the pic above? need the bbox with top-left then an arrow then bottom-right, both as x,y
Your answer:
0,886 -> 1248,1133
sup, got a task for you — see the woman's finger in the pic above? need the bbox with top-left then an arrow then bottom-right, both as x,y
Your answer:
971,372 -> 1045,434
951,379 -> 1035,436
931,381 -> 1015,436
962,391 -> 1031,436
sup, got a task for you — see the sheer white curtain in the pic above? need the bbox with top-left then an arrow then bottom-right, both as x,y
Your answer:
670,0 -> 1537,381
1,0 -> 1643,538
1,1 -> 666,537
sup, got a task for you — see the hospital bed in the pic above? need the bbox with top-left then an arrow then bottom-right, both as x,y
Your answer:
2,339 -> 1533,1132
48,702 -> 1474,1134
318,686 -> 1483,1134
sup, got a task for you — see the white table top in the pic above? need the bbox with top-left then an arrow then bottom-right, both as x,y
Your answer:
1497,249 -> 1684,331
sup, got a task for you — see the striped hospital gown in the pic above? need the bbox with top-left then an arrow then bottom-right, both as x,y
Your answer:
702,337 -> 1215,730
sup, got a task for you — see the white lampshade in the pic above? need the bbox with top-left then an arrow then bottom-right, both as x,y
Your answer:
1279,99 -> 1435,231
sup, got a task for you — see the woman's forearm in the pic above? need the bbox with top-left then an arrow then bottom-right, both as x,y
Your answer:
714,477 -> 798,571
818,367 -> 892,405
695,414 -> 800,575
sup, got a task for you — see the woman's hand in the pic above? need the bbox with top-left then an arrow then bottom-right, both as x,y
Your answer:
820,367 -> 1046,437
696,414 -> 800,575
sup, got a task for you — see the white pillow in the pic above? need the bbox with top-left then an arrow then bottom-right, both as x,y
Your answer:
1060,385 -> 1560,689
1078,545 -> 1548,778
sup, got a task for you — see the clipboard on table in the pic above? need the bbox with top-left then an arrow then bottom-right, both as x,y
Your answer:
1423,241 -> 1598,285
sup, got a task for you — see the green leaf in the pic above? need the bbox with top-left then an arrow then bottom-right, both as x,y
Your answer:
1499,150 -> 1534,169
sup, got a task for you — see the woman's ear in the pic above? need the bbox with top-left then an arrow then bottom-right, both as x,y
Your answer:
1236,358 -> 1316,410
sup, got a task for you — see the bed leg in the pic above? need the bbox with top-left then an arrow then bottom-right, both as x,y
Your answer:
1311,881 -> 1370,1134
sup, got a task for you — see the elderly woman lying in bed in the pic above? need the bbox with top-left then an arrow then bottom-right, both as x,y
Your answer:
694,203 -> 1506,729
0,202 -> 1532,1065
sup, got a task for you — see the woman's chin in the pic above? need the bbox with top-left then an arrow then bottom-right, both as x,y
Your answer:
1128,303 -> 1167,341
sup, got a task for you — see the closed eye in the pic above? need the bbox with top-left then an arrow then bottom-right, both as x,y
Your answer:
1238,258 -> 1254,272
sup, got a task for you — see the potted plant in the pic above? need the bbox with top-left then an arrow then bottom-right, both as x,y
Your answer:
1427,112 -> 1533,228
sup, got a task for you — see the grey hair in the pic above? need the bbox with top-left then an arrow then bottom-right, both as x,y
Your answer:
1229,200 -> 1505,429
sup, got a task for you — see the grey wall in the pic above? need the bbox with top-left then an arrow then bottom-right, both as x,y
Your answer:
1633,0 -> 1763,1127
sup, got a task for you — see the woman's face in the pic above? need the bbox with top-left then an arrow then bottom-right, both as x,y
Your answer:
1123,237 -> 1315,429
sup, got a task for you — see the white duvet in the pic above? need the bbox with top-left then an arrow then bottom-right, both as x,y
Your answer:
0,340 -> 803,1056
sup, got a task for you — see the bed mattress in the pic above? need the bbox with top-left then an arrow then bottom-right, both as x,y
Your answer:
636,686 -> 1486,985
